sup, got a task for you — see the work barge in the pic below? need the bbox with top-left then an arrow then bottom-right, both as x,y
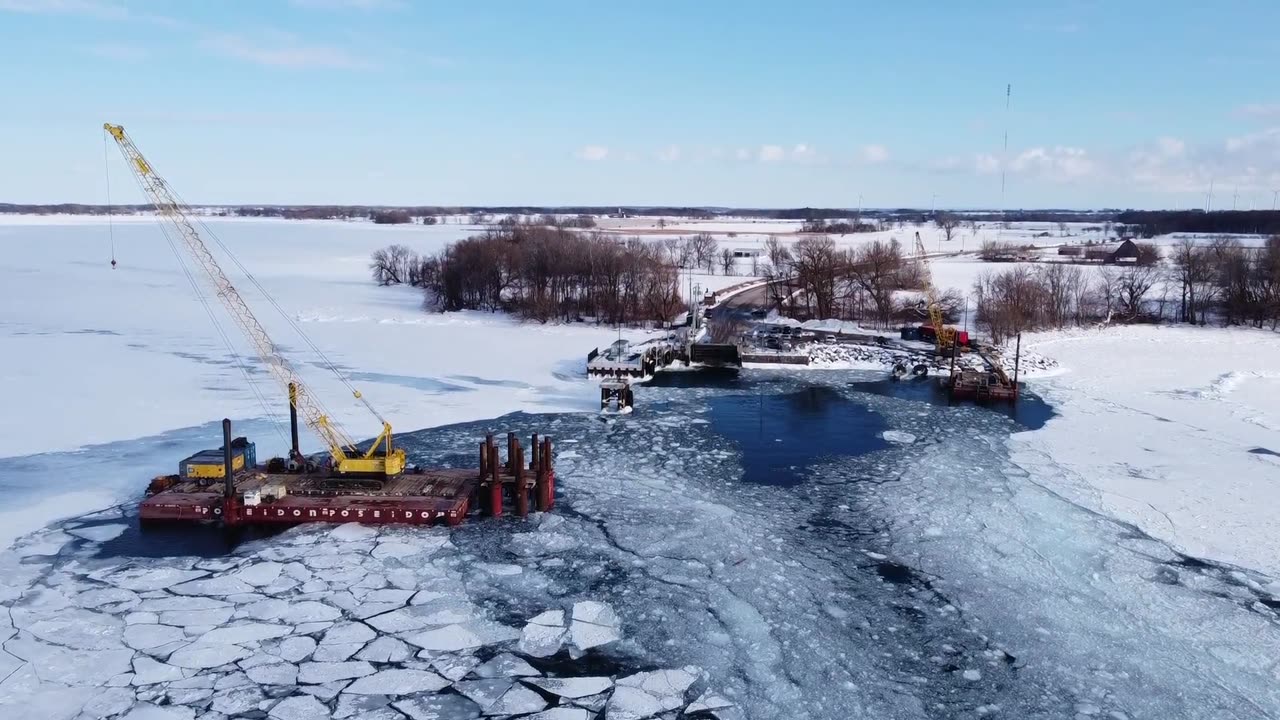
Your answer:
140,420 -> 556,528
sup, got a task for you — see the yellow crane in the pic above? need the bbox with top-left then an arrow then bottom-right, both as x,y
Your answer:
104,123 -> 406,479
912,231 -> 955,354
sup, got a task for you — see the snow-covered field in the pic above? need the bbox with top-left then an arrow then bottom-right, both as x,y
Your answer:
2,214 -> 1279,720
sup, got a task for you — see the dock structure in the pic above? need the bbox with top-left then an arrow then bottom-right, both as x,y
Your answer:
139,422 -> 555,527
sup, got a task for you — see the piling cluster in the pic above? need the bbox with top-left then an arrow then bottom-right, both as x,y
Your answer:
478,432 -> 555,517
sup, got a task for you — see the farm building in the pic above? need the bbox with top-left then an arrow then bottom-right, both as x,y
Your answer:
1084,238 -> 1139,263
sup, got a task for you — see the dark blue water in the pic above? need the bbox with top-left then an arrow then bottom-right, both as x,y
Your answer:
708,386 -> 890,486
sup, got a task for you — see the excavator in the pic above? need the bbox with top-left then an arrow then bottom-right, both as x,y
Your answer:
104,123 -> 406,484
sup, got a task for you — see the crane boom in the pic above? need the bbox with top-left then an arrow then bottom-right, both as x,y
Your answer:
913,232 -> 955,352
104,123 -> 404,477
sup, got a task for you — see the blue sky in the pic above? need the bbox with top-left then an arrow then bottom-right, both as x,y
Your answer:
2,0 -> 1278,209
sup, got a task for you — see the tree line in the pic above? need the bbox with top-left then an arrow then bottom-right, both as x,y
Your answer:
971,236 -> 1280,341
370,227 -> 687,324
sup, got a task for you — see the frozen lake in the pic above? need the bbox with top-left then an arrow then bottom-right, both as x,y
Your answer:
2,371 -> 1276,720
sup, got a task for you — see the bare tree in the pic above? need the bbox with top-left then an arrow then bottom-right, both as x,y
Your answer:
936,213 -> 961,243
719,247 -> 736,276
369,244 -> 417,285
1057,221 -> 1069,237
1115,264 -> 1160,318
687,233 -> 719,272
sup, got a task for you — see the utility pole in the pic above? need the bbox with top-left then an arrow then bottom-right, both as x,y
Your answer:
1232,187 -> 1239,211
1206,180 -> 1214,213
1272,189 -> 1278,211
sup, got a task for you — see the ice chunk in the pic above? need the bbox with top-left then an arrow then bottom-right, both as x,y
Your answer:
525,709 -> 590,720
321,622 -> 376,646
371,542 -> 424,560
81,686 -> 136,719
355,636 -> 412,663
275,636 -> 318,663
233,562 -> 283,587
210,686 -> 266,715
613,667 -> 700,714
519,610 -> 567,657
329,524 -> 379,542
299,681 -> 350,701
880,430 -> 917,444
471,653 -> 540,678
527,676 -> 613,699
452,679 -> 513,711
393,693 -> 482,720
366,608 -> 434,634
343,668 -> 450,695
26,608 -> 124,650
361,589 -> 415,605
139,595 -> 229,612
242,598 -> 290,620
6,636 -> 133,685
168,642 -> 253,669
313,643 -> 364,663
172,577 -> 255,597
475,562 -> 522,576
963,668 -> 982,681
404,624 -> 483,652
569,600 -> 622,650
487,684 -> 547,715
67,524 -> 128,542
121,704 -> 196,720
159,608 -> 235,628
430,653 -> 481,682
246,660 -> 298,685
605,686 -> 664,720
131,656 -> 186,685
200,622 -> 293,645
268,694 -> 330,720
508,531 -> 577,557
298,660 -> 376,684
76,587 -> 141,610
280,601 -> 341,624
686,691 -> 734,714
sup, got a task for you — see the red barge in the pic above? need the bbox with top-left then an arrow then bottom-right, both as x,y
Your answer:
141,420 -> 555,528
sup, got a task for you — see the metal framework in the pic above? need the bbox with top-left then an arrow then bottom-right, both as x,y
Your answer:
104,123 -> 404,477
913,231 -> 955,352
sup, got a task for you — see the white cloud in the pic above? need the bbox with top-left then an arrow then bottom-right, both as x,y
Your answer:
757,144 -> 786,162
657,144 -> 681,163
860,144 -> 889,164
574,145 -> 609,161
1235,103 -> 1280,121
0,0 -> 178,24
1128,129 -> 1280,194
1010,146 -> 1095,181
973,153 -> 1000,174
203,32 -> 376,69
734,148 -> 751,161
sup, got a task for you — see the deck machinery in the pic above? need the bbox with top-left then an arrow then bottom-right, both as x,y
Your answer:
105,124 -> 554,526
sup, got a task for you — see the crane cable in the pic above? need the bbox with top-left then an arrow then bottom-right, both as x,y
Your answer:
102,130 -> 116,268
172,191 -> 387,426
150,206 -> 291,451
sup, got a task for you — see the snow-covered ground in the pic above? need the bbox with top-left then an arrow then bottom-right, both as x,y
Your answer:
1016,325 -> 1280,577
0,216 -> 658,545
3,214 -> 1279,720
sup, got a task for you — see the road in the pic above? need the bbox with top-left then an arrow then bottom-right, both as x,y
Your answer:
707,281 -> 775,343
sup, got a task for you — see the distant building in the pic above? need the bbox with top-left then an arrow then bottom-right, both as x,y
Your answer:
1084,238 -> 1139,264
1057,245 -> 1084,257
731,248 -> 762,258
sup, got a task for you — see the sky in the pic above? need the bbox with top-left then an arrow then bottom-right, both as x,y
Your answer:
1,0 -> 1279,210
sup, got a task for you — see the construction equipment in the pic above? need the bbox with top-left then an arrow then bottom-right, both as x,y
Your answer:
104,123 -> 406,482
912,231 -> 961,354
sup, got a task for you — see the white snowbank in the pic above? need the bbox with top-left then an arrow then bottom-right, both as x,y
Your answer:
1017,325 -> 1280,576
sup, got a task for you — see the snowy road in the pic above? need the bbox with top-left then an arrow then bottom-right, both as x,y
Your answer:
2,373 -> 1276,720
